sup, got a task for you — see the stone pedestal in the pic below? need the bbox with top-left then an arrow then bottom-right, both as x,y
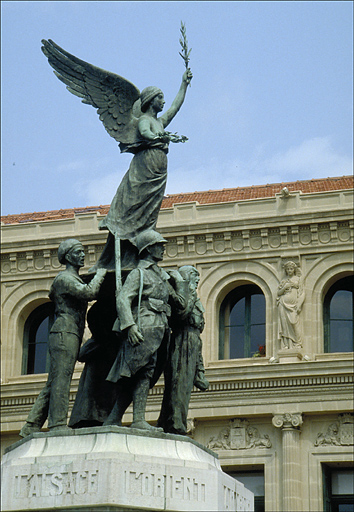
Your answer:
277,348 -> 303,363
1,426 -> 253,512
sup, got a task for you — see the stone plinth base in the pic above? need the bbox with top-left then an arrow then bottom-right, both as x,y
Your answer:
278,348 -> 303,363
1,426 -> 253,512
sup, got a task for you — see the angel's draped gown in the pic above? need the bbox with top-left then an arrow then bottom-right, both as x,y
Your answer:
70,140 -> 169,427
90,138 -> 169,272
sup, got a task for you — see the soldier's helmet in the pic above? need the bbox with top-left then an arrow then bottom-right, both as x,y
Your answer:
135,230 -> 167,254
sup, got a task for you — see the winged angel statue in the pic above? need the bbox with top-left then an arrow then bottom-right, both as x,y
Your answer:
41,39 -> 192,271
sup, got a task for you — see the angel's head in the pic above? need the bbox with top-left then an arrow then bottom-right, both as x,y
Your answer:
140,86 -> 164,113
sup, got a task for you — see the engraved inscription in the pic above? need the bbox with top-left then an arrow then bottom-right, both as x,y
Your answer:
125,471 -> 205,502
14,470 -> 98,498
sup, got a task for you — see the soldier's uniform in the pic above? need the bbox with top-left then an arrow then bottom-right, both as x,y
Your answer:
107,259 -> 186,386
22,269 -> 105,431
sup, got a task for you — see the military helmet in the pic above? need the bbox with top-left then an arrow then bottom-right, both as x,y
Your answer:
135,230 -> 167,254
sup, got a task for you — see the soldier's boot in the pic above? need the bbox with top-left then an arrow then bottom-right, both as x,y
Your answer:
104,383 -> 132,426
19,422 -> 41,438
130,378 -> 163,432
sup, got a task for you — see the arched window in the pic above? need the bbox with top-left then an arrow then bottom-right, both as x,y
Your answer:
22,302 -> 55,374
324,276 -> 353,353
219,284 -> 266,359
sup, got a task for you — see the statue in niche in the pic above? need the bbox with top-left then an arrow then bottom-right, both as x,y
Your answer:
41,35 -> 192,273
103,230 -> 189,431
277,260 -> 305,349
158,265 -> 209,435
19,239 -> 106,437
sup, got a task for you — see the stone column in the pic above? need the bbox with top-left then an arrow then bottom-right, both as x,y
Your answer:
272,413 -> 303,512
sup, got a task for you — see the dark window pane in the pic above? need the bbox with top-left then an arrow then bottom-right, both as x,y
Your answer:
338,504 -> 354,512
228,471 -> 265,512
231,472 -> 264,496
250,324 -> 266,355
330,321 -> 354,352
23,303 -> 54,374
33,341 -> 48,374
331,290 -> 353,320
332,470 -> 354,495
250,294 -> 265,324
229,298 -> 245,326
35,316 -> 49,344
229,326 -> 245,359
220,285 -> 265,359
324,276 -> 354,353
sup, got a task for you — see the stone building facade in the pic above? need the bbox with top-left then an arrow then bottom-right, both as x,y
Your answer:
1,175 -> 353,511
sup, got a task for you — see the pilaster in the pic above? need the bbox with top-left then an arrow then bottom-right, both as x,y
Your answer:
272,413 -> 303,512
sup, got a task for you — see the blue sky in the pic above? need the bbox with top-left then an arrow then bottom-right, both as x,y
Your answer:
1,1 -> 353,216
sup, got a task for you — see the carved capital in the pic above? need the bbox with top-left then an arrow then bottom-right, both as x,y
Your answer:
272,413 -> 303,430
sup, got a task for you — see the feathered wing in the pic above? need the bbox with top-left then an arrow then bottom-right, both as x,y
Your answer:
41,39 -> 141,144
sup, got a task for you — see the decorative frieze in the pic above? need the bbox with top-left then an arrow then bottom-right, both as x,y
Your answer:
314,413 -> 354,446
207,419 -> 271,451
2,220 -> 352,278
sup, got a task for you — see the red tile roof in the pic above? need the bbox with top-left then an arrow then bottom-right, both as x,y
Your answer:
2,175 -> 353,225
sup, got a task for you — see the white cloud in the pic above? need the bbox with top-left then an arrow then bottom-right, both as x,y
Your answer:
167,136 -> 353,193
75,137 -> 352,206
265,137 -> 353,181
76,171 -> 122,206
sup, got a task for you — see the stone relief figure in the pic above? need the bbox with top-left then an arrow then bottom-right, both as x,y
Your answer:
207,427 -> 231,450
314,423 -> 341,446
246,426 -> 272,448
19,239 -> 106,437
314,413 -> 354,446
41,39 -> 192,272
158,265 -> 209,435
207,419 -> 272,451
103,230 -> 188,431
277,260 -> 305,349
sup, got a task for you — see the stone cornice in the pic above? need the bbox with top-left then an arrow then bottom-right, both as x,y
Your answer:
1,219 -> 353,279
2,360 -> 353,412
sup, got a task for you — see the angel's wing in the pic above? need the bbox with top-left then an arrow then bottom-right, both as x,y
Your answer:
41,39 -> 141,144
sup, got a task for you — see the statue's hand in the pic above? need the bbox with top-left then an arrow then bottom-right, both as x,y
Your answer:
159,132 -> 172,143
168,269 -> 184,283
183,68 -> 193,85
127,325 -> 144,346
96,268 -> 107,278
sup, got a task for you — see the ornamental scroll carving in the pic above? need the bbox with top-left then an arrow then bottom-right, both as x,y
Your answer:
276,259 -> 305,349
272,413 -> 303,430
314,413 -> 354,447
207,419 -> 271,451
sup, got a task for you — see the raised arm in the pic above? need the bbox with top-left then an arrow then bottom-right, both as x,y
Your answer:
60,269 -> 107,301
160,69 -> 192,128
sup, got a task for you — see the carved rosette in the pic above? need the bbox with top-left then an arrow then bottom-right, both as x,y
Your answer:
272,413 -> 303,430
